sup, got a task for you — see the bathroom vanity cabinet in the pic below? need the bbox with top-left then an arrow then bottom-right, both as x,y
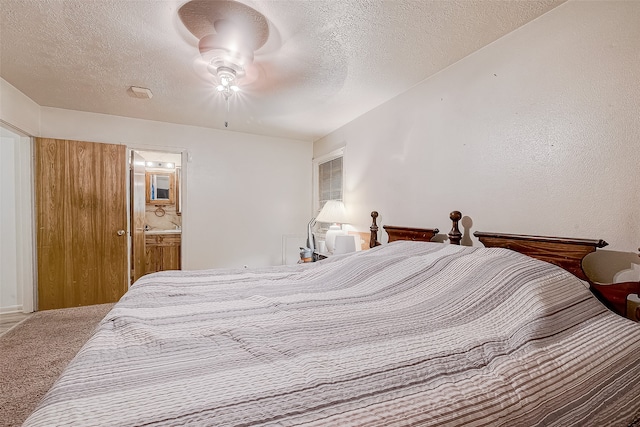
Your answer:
144,232 -> 181,274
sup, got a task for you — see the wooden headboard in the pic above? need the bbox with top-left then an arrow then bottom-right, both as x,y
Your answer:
369,210 -> 460,247
368,210 -> 640,318
473,232 -> 608,281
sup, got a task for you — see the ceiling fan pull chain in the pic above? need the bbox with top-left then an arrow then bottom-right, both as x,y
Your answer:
225,95 -> 230,128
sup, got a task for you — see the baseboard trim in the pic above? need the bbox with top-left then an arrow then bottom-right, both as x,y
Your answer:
0,305 -> 23,314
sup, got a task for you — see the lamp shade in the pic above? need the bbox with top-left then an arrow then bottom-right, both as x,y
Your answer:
316,200 -> 347,224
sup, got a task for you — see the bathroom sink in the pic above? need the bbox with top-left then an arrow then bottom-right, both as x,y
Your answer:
144,229 -> 181,234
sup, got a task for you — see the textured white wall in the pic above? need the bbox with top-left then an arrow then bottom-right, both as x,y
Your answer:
39,107 -> 313,270
314,1 -> 640,281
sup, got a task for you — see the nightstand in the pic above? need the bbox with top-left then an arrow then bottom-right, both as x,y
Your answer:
314,251 -> 330,261
628,294 -> 640,322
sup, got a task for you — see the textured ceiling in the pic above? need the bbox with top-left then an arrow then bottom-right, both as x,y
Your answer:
0,0 -> 566,141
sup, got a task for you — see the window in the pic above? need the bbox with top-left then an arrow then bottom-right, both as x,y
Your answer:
313,147 -> 344,215
318,156 -> 342,207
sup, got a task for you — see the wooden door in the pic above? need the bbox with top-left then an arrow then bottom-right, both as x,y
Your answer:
131,151 -> 146,283
36,138 -> 128,310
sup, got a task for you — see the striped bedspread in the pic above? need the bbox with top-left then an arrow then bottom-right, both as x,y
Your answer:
24,241 -> 640,426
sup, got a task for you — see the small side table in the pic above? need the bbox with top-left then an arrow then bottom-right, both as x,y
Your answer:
314,251 -> 330,261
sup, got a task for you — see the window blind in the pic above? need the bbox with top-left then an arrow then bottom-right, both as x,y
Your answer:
318,156 -> 343,210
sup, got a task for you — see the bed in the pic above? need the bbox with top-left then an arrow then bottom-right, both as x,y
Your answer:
24,211 -> 640,426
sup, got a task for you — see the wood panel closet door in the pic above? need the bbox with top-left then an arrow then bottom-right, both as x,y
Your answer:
36,138 -> 128,310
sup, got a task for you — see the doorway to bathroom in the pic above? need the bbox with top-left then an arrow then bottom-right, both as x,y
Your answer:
130,149 -> 183,283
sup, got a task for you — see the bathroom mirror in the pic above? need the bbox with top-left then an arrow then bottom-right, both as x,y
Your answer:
146,172 -> 175,205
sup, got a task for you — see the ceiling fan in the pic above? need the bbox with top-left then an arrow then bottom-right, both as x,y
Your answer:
179,1 -> 268,91
178,0 -> 347,126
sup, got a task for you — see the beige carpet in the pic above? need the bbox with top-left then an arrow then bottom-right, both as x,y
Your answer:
0,303 -> 114,427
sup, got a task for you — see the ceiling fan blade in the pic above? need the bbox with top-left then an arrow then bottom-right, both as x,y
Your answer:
178,0 -> 269,51
243,33 -> 347,99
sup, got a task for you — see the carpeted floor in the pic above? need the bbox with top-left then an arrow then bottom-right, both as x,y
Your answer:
0,303 -> 114,427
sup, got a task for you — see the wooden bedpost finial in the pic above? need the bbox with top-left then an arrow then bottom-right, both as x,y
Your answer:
448,210 -> 462,245
370,211 -> 381,248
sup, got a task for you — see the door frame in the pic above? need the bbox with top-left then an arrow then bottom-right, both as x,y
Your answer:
127,146 -> 187,282
0,121 -> 36,313
18,134 -> 35,313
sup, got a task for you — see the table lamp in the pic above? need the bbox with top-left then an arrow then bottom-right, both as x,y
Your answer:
316,200 -> 347,253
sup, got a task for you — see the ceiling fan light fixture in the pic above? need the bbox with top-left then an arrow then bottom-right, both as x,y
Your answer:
214,66 -> 240,105
216,66 -> 237,85
216,82 -> 239,93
